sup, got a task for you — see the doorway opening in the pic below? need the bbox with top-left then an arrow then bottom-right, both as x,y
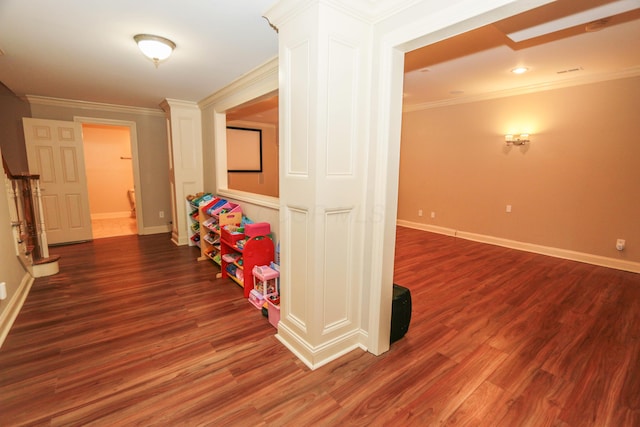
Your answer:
76,118 -> 143,239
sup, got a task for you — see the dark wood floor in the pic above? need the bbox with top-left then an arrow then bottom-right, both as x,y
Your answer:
1,227 -> 639,426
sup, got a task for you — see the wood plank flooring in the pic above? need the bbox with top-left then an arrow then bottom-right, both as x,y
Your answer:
1,227 -> 639,426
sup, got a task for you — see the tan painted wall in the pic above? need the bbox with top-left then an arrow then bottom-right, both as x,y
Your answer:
398,76 -> 640,263
227,121 -> 279,197
0,83 -> 31,174
0,147 -> 30,346
82,124 -> 134,216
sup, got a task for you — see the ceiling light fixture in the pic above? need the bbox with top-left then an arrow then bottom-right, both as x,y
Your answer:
505,133 -> 530,146
511,67 -> 529,75
134,34 -> 176,67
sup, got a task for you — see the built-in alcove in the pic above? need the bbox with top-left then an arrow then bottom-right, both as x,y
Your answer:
225,93 -> 279,198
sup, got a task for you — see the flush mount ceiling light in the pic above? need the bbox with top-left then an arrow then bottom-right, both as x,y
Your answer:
134,34 -> 176,67
511,66 -> 529,75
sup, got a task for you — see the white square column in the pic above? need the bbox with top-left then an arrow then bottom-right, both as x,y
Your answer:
266,1 -> 374,369
266,0 -> 556,369
161,99 -> 203,246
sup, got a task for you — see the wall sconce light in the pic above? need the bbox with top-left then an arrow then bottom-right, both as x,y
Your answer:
505,133 -> 530,146
134,34 -> 176,67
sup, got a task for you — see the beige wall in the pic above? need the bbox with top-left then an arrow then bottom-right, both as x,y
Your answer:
398,76 -> 640,264
0,83 -> 31,174
227,121 -> 279,197
29,102 -> 171,231
0,147 -> 30,346
82,124 -> 134,217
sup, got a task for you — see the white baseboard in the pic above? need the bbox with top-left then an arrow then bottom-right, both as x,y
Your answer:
142,224 -> 172,235
91,211 -> 132,220
397,220 -> 640,274
0,272 -> 34,348
276,322 -> 366,370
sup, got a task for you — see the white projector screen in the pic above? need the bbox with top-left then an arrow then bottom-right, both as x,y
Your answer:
227,127 -> 262,172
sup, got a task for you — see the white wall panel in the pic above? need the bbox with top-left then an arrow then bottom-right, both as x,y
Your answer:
322,208 -> 352,332
287,206 -> 309,331
178,117 -> 196,170
326,37 -> 358,177
287,41 -> 311,176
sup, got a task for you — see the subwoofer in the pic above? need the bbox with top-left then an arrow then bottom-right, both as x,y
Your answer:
390,284 -> 411,344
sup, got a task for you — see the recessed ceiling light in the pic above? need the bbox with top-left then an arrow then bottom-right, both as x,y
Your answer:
419,67 -> 430,72
585,19 -> 609,32
511,67 -> 529,75
450,90 -> 464,95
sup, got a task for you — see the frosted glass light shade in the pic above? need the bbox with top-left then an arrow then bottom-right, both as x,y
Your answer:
134,34 -> 176,64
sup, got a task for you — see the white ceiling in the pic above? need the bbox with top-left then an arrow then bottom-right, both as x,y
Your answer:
0,0 -> 279,109
0,0 -> 638,113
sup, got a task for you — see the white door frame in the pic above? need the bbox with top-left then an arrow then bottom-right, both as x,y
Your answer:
74,117 -> 143,235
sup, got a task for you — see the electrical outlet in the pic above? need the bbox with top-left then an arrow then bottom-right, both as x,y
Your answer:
418,209 -> 423,217
431,211 -> 436,219
616,239 -> 625,251
159,210 -> 165,218
506,205 -> 512,213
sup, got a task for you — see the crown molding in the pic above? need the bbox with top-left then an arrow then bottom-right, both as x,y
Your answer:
23,95 -> 165,117
198,56 -> 278,110
160,98 -> 200,113
404,67 -> 640,112
227,119 -> 277,130
264,0 -> 420,30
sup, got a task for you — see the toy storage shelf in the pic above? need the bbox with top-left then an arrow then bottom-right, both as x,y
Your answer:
186,200 -> 200,247
220,229 -> 274,298
197,197 -> 242,267
186,193 -> 215,248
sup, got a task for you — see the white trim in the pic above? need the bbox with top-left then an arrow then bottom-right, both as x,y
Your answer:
227,119 -> 277,130
198,57 -> 279,110
217,189 -> 280,211
265,0 -> 421,27
398,219 -> 640,274
90,211 -> 132,220
0,273 -> 33,348
404,67 -> 640,112
23,95 -> 165,117
396,219 -> 456,236
275,323 -> 367,370
142,224 -> 172,235
31,260 -> 59,278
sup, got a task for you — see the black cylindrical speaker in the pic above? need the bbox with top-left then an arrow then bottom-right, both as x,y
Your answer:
390,284 -> 411,344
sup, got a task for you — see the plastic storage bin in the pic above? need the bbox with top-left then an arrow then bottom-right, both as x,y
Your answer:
248,289 -> 266,309
267,299 -> 280,328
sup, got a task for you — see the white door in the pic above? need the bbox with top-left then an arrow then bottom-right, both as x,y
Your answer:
23,118 -> 93,244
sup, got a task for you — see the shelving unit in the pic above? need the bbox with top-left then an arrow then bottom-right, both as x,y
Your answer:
198,198 -> 242,266
186,200 -> 200,247
186,193 -> 276,303
220,226 -> 274,298
185,193 -> 214,247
